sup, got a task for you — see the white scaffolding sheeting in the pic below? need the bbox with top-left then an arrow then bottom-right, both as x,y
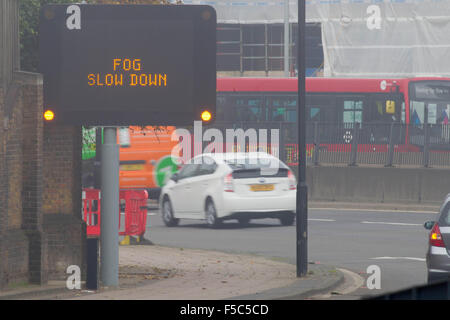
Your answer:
184,0 -> 450,77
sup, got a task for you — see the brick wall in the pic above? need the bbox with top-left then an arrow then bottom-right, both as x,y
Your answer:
43,124 -> 86,280
18,72 -> 48,285
0,73 -> 35,287
0,86 -> 6,288
0,71 -> 86,288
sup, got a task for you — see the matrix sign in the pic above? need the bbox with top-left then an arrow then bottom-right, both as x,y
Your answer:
39,4 -> 216,125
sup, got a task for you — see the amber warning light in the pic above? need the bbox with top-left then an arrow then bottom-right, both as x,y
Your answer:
44,110 -> 55,121
201,110 -> 212,122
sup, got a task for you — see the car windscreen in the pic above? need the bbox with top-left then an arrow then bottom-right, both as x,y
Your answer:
225,158 -> 289,178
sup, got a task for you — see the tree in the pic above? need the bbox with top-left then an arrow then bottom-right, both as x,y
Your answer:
19,0 -> 81,72
95,0 -> 171,4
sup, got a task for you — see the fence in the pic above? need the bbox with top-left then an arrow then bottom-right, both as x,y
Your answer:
302,122 -> 450,168
191,121 -> 450,168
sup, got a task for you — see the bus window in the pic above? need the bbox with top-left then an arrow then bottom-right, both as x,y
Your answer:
216,94 -> 228,121
341,99 -> 363,126
402,102 -> 406,123
231,95 -> 265,122
410,101 -> 425,125
266,96 -> 297,122
428,104 -> 437,124
411,101 -> 450,126
365,95 -> 402,123
438,104 -> 450,125
431,103 -> 450,125
306,95 -> 336,122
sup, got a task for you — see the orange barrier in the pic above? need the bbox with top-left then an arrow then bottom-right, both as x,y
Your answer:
82,189 -> 148,238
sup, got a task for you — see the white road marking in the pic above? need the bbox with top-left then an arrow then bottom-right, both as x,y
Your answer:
370,256 -> 426,262
361,221 -> 422,227
310,207 -> 437,214
308,218 -> 336,222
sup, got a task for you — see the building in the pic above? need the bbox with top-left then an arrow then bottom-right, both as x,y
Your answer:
184,0 -> 450,78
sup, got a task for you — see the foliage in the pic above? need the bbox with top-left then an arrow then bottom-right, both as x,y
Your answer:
95,0 -> 173,4
19,0 -> 81,72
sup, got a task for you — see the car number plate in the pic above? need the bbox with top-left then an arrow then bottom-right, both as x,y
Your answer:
120,164 -> 144,171
250,184 -> 274,192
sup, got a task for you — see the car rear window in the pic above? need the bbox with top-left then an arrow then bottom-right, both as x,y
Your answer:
225,158 -> 289,178
438,201 -> 450,227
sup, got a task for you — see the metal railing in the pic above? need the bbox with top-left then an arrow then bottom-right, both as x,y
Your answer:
194,121 -> 450,168
302,122 -> 450,168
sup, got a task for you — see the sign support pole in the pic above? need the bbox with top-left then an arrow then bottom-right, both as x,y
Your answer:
100,127 -> 119,286
296,0 -> 308,277
94,127 -> 102,189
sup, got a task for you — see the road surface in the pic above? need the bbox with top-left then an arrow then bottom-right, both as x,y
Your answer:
143,206 -> 436,298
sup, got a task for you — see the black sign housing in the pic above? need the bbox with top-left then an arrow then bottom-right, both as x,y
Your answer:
39,4 -> 216,125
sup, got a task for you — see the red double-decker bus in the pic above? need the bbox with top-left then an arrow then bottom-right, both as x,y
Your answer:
215,77 -> 450,154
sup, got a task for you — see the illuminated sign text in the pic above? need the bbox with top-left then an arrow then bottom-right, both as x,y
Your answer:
87,58 -> 167,87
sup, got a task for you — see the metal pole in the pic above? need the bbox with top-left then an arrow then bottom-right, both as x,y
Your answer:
424,123 -> 430,168
284,0 -> 290,77
349,122 -> 360,166
296,0 -> 308,277
100,127 -> 119,286
313,121 -> 319,166
94,127 -> 102,189
385,122 -> 395,167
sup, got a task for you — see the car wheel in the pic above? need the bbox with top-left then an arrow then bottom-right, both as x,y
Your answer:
205,200 -> 221,228
237,218 -> 251,226
279,214 -> 295,226
162,197 -> 179,227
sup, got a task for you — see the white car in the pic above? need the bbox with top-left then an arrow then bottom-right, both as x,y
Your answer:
160,152 -> 297,228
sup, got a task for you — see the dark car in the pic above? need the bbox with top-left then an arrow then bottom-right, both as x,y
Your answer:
424,194 -> 450,283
